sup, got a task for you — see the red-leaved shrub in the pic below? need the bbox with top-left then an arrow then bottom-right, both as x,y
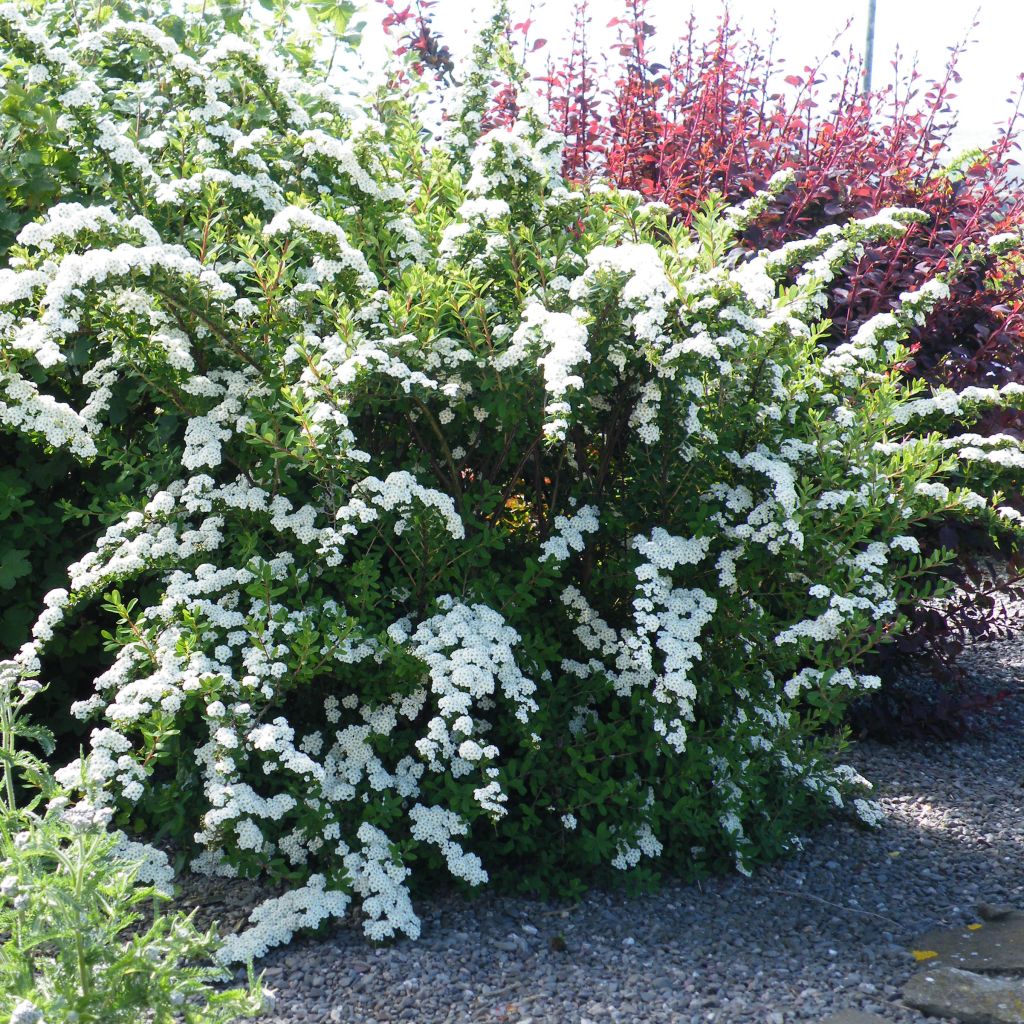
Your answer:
543,1 -> 1024,388
387,0 -> 1024,386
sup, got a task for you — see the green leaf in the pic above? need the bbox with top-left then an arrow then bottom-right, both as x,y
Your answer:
0,549 -> 31,590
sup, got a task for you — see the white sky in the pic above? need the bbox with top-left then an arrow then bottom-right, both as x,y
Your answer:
352,0 -> 1023,155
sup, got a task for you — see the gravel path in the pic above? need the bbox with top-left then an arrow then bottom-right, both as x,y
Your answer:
206,638 -> 1024,1024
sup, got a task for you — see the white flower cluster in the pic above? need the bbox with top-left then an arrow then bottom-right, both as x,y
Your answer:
629,532 -> 717,751
410,596 -> 537,777
891,381 -> 1024,426
155,167 -> 285,214
781,667 -> 881,700
25,243 -> 235,339
611,821 -> 663,870
572,241 -> 675,354
217,875 -> 350,962
299,126 -> 406,203
409,803 -> 488,885
498,302 -> 590,439
16,201 -> 159,253
466,119 -> 562,197
335,471 -> 465,548
722,168 -> 796,232
0,370 -> 97,457
264,205 -> 377,291
109,833 -> 175,895
539,505 -> 599,563
822,279 -> 950,385
559,529 -> 717,753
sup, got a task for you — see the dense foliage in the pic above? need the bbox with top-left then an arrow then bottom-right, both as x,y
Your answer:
0,0 -> 363,674
3,0 -> 1024,961
536,0 -> 1024,694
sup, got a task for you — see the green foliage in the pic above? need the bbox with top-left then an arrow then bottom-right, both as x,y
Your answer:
0,0 -> 368,686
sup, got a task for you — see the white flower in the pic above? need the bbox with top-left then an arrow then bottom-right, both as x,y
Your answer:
539,505 -> 600,563
890,535 -> 920,553
853,798 -> 884,827
60,801 -> 114,832
217,875 -> 351,962
10,1000 -> 44,1024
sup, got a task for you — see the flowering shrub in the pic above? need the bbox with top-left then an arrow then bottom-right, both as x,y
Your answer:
0,661 -> 265,1023
385,1 -> 1024,706
4,0 -> 1024,960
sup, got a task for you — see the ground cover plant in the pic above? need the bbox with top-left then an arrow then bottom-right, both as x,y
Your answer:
4,0 -> 1024,963
0,658 -> 264,1022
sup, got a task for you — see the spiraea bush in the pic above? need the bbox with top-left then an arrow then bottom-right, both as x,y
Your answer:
3,0 -> 1024,960
534,0 -> 1024,697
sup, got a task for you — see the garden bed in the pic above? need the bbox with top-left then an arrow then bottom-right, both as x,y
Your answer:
177,637 -> 1024,1024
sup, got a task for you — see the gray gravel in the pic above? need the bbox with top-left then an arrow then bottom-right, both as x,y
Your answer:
191,636 -> 1024,1024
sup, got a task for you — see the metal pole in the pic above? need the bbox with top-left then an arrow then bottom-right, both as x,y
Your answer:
864,0 -> 877,97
